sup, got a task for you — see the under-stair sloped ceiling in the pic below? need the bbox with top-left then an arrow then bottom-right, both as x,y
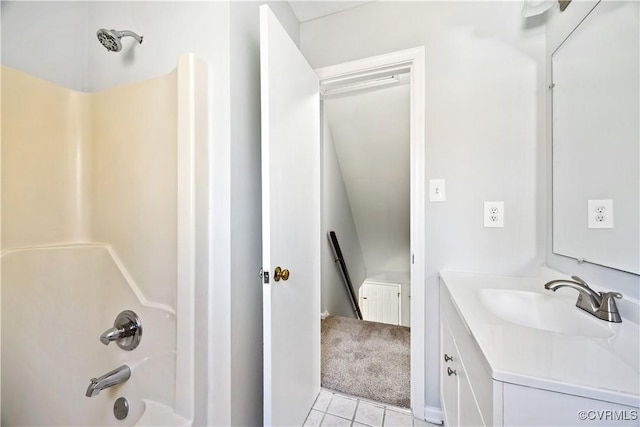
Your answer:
324,84 -> 410,275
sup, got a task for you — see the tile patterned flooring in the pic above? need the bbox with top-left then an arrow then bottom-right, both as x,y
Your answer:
303,389 -> 442,427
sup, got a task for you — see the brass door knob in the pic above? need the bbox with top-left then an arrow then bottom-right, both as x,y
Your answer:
274,266 -> 290,282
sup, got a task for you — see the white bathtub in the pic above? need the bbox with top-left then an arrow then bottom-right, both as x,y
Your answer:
1,245 -> 187,426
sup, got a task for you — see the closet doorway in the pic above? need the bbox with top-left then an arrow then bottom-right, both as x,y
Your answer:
259,7 -> 424,421
316,48 -> 425,416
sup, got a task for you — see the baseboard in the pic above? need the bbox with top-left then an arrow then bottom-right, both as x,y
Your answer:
424,405 -> 443,425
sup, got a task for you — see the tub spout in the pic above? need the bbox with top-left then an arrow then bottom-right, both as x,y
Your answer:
85,365 -> 131,397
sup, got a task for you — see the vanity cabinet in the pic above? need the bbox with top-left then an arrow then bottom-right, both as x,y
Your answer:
440,276 -> 640,426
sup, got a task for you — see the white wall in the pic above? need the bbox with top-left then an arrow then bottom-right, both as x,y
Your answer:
0,1 -> 89,90
300,1 -> 546,412
322,115 -> 367,318
324,84 -> 411,278
545,0 -> 640,300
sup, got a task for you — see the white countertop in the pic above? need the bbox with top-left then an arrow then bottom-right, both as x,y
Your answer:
440,269 -> 640,408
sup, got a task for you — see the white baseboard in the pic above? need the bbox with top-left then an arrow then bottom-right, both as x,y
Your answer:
424,405 -> 443,425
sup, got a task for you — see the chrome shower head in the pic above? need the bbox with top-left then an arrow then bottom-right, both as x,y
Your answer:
96,29 -> 143,52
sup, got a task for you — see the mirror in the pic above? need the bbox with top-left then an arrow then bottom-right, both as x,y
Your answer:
552,1 -> 639,274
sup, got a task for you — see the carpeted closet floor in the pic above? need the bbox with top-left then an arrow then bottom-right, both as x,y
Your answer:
321,315 -> 410,408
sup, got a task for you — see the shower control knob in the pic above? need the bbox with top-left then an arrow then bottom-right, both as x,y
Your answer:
100,310 -> 142,351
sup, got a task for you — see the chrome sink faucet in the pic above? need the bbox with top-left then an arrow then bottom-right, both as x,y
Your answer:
86,365 -> 131,397
544,275 -> 622,323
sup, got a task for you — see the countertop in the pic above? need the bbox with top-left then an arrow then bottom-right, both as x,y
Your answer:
440,269 -> 640,408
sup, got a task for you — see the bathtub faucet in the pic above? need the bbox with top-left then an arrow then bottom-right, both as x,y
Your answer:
85,365 -> 131,397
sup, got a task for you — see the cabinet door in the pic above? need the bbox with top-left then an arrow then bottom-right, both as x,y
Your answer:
458,367 -> 486,427
440,317 -> 458,427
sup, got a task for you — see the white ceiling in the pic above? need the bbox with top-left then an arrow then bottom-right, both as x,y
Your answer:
324,84 -> 411,274
288,1 -> 372,23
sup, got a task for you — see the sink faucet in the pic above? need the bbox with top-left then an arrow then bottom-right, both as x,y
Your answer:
85,365 -> 131,397
544,275 -> 622,323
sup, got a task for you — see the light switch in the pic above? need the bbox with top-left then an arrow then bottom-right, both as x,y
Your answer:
429,179 -> 446,202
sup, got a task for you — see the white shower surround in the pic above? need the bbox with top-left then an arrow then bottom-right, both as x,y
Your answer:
1,245 -> 184,426
0,54 -> 205,426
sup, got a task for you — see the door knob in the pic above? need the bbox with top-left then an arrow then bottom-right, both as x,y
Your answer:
274,266 -> 290,282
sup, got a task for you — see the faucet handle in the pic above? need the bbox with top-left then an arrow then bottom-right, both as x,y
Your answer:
601,292 -> 622,310
100,310 -> 142,351
100,326 -> 125,345
598,292 -> 623,323
571,275 -> 589,287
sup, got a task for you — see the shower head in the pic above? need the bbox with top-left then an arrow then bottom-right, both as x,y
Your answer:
96,29 -> 143,52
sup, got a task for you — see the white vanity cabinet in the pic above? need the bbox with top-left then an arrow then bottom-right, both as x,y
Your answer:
439,273 -> 640,427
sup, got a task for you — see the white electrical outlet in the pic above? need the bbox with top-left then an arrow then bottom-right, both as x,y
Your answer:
484,201 -> 504,228
588,199 -> 614,229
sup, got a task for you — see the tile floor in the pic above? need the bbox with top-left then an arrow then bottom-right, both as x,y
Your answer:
303,389 -> 442,427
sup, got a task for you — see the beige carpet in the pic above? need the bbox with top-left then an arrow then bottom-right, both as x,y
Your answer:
321,315 -> 410,408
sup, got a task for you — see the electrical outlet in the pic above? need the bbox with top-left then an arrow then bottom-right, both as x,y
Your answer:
484,201 -> 504,228
588,199 -> 614,229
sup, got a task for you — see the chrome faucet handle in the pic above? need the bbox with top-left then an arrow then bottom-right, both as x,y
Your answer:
99,310 -> 142,351
597,292 -> 623,323
100,326 -> 126,345
571,275 -> 589,287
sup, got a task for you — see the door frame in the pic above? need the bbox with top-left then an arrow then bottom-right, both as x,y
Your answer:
315,46 -> 426,419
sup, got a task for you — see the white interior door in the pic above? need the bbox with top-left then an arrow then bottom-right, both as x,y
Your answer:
260,5 -> 321,427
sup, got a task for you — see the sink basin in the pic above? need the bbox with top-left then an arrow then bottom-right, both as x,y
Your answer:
478,289 -> 614,338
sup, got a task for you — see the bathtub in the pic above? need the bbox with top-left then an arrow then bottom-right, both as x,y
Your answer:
1,244 -> 189,426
